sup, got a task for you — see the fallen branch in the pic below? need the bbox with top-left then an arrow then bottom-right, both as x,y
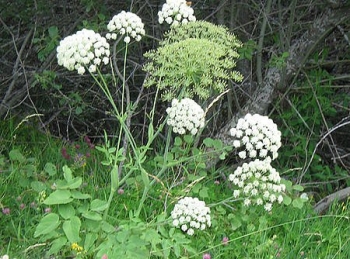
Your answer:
313,187 -> 350,214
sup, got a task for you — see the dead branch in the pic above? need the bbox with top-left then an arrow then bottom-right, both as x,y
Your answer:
314,187 -> 350,214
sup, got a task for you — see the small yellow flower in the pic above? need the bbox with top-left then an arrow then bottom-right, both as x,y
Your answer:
71,242 -> 83,252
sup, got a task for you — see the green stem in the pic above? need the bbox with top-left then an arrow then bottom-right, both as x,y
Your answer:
134,125 -> 173,218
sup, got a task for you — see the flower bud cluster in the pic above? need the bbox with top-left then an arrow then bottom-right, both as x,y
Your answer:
230,113 -> 281,161
57,29 -> 110,75
171,197 -> 211,236
229,159 -> 285,212
106,11 -> 145,43
166,98 -> 205,135
158,0 -> 196,26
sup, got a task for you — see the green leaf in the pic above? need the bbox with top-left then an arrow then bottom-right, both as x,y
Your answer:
219,152 -> 227,160
71,190 -> 91,199
183,134 -> 193,144
90,199 -> 108,212
292,198 -> 305,209
101,221 -> 116,233
84,233 -> 98,252
63,216 -> 81,243
212,139 -> 223,149
57,177 -> 82,190
111,166 -> 119,191
148,123 -> 154,142
141,228 -> 161,246
34,213 -> 60,237
283,195 -> 292,206
75,106 -> 83,115
58,204 -> 75,219
82,211 -> 102,221
9,149 -> 26,163
31,181 -> 47,192
292,184 -> 304,191
199,186 -> 209,198
203,137 -> 214,147
49,237 -> 67,255
44,162 -> 57,176
140,168 -> 150,187
228,214 -> 242,231
68,177 -> 83,189
23,164 -> 36,177
174,136 -> 182,146
161,239 -> 171,258
63,165 -> 73,182
48,26 -> 59,39
44,189 -> 72,205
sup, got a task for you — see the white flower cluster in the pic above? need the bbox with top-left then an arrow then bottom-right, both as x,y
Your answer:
158,0 -> 196,26
229,159 -> 285,212
106,11 -> 145,43
230,113 -> 282,161
57,29 -> 110,75
166,98 -> 205,135
171,197 -> 211,236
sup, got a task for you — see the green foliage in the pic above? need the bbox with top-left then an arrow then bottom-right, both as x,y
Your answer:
33,26 -> 60,62
269,51 -> 290,68
274,66 -> 349,190
34,70 -> 62,90
143,21 -> 243,101
238,39 -> 258,61
161,21 -> 242,49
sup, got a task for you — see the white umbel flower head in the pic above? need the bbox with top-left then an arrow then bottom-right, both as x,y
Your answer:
166,98 -> 205,135
228,159 -> 285,212
56,29 -> 110,74
106,11 -> 145,43
158,0 -> 196,26
230,113 -> 282,160
171,197 -> 211,236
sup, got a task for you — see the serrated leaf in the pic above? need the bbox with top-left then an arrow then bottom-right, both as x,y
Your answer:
34,213 -> 60,237
90,199 -> 108,212
44,189 -> 72,205
44,162 -> 57,176
63,216 -> 81,243
58,204 -> 75,219
82,211 -> 102,221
